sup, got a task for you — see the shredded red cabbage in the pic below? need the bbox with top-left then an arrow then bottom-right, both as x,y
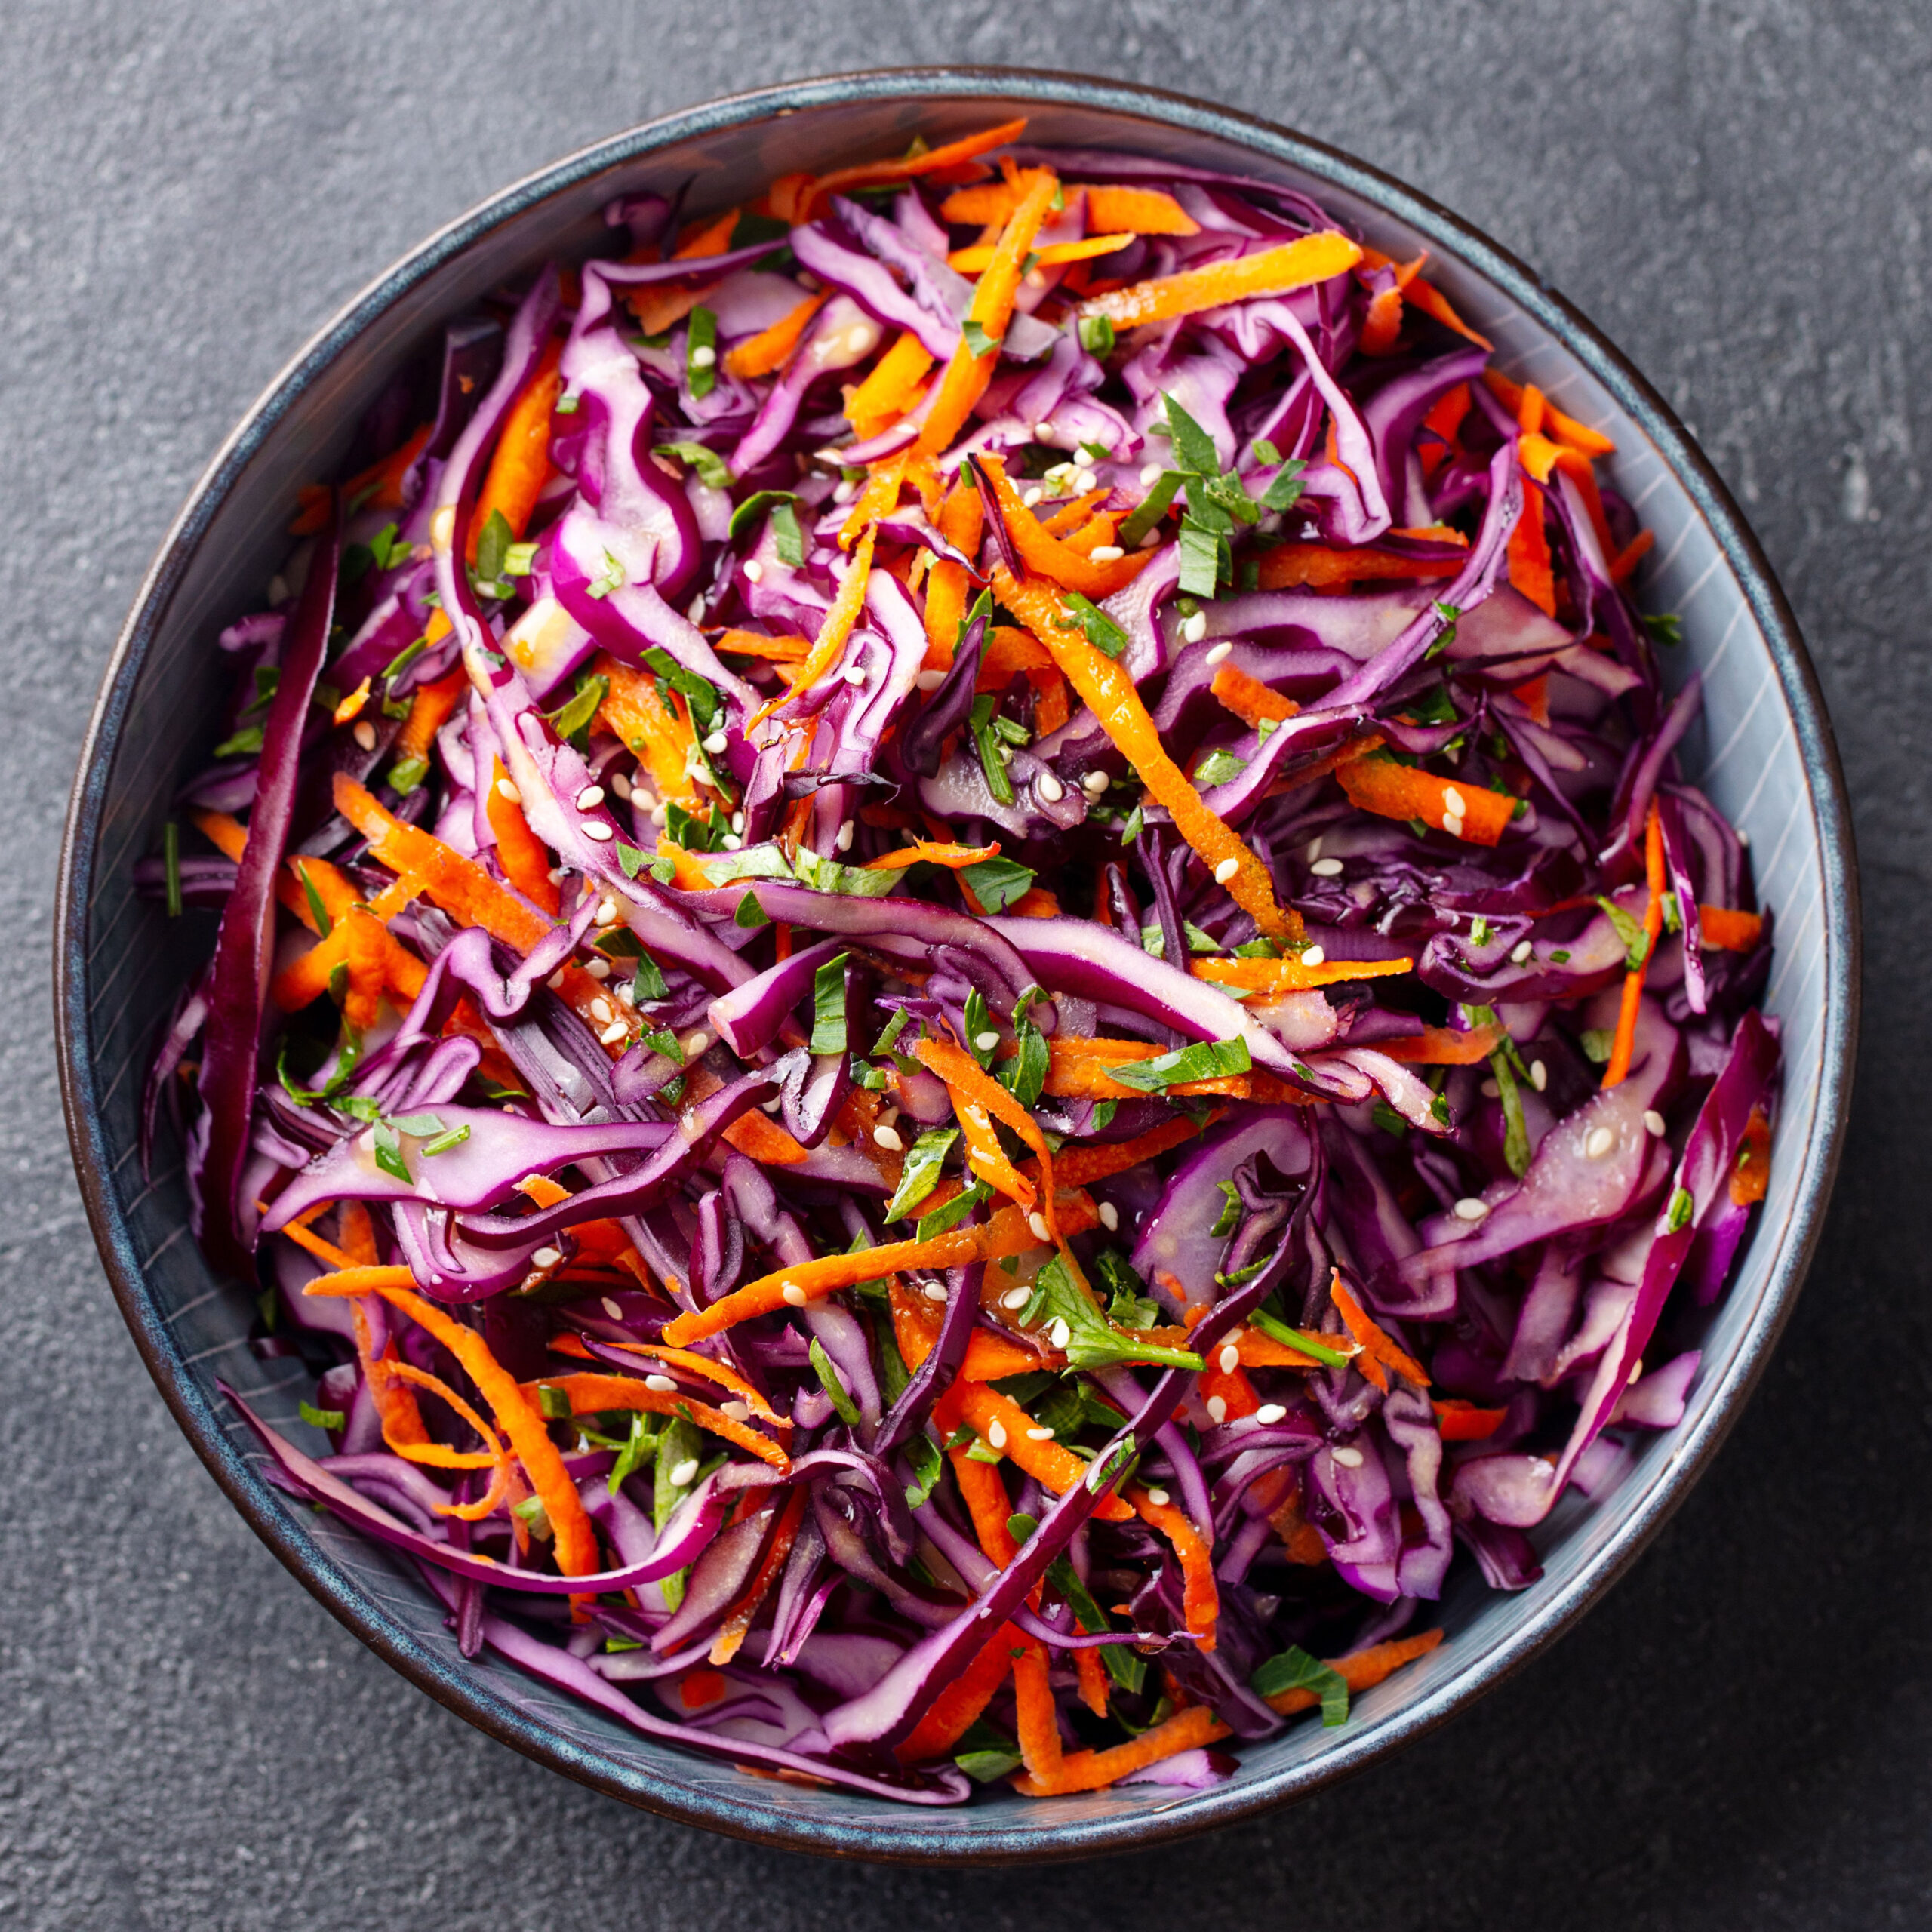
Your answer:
146,125 -> 1779,1804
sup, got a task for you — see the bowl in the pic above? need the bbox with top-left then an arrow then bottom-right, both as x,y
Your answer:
56,67 -> 1860,1863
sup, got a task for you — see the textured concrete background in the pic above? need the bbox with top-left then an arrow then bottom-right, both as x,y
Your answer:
5,2 -> 1927,1925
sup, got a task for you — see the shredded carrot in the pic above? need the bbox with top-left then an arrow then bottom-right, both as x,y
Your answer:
840,453 -> 909,549
864,838 -> 1001,872
1402,278 -> 1492,350
1481,370 -> 1614,456
946,232 -> 1131,274
708,1487 -> 808,1666
1699,905 -> 1764,952
1519,432 -> 1616,558
723,289 -> 830,382
394,665 -> 468,770
674,209 -> 740,259
914,1034 -> 1060,1238
525,1371 -> 790,1471
304,1269 -> 599,1580
1374,1022 -> 1503,1066
995,566 -> 1301,940
921,476 -> 983,671
948,1439 -> 1020,1564
719,1109 -> 814,1167
1045,1115 -> 1204,1189
579,1340 -> 786,1426
1732,1106 -> 1771,1207
1329,1272 -> 1429,1389
748,527 -> 876,731
1012,1701 -> 1229,1795
1336,750 -> 1519,848
845,328 -> 936,440
1032,1035 -> 1250,1103
1610,528 -> 1654,584
1131,1490 -> 1218,1649
485,759 -> 561,915
1433,1399 -> 1506,1441
467,337 -> 564,559
897,1614 -> 1025,1762
1604,802 -> 1665,1089
288,423 -> 431,534
626,277 -> 722,339
715,628 -> 812,663
975,454 -> 1148,598
1507,477 -> 1557,617
1512,672 -> 1551,725
596,653 -> 702,804
1360,283 -> 1405,356
332,678 -> 372,726
1078,231 -> 1361,332
1208,664 -> 1300,729
1190,953 -> 1412,995
1256,540 -> 1460,592
1263,1629 -> 1445,1717
799,118 -> 1029,220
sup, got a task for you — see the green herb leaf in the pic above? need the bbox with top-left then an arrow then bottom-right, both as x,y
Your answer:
916,1180 -> 992,1242
653,441 -> 733,490
1117,469 -> 1182,549
809,1337 -> 863,1426
1424,599 -> 1461,660
1105,1035 -> 1251,1093
547,671 -> 610,749
1665,1184 -> 1694,1234
665,799 -> 725,852
1211,1179 -> 1242,1239
213,724 -> 265,760
884,1127 -> 960,1223
727,488 -> 797,541
638,646 -> 718,737
474,507 -> 513,586
617,841 -> 647,879
961,317 -> 998,359
1249,1306 -> 1352,1369
685,306 -> 718,398
298,1400 -> 345,1432
1260,457 -> 1307,512
1251,1645 -> 1350,1725
968,694 -> 1017,808
1058,590 -> 1129,659
369,1118 -> 410,1183
1643,611 -> 1684,647
903,1429 -> 945,1509
1077,312 -> 1115,357
1192,747 -> 1247,789
1121,800 -> 1144,846
769,499 -> 807,566
1595,895 -> 1651,971
609,1410 -> 663,1494
1001,1012 -> 1049,1112
809,952 -> 851,1057
1021,1253 -> 1205,1373
420,1124 -> 472,1157
791,847 -> 903,897
734,890 -> 768,930
1579,1026 -> 1616,1064
955,1746 -> 1024,1783
1177,518 -> 1228,599
958,854 -> 1036,913
1491,1048 -> 1531,1180
1084,1432 -> 1140,1497
1162,391 -> 1222,478
587,549 -> 627,600
388,754 -> 429,796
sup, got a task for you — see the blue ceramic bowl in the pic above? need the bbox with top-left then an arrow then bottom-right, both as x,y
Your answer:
57,69 -> 1859,1862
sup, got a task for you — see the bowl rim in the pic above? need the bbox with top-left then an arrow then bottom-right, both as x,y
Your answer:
55,63 -> 1860,1864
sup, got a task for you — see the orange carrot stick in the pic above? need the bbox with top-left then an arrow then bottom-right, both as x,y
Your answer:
913,1034 -> 1059,1235
863,838 -> 1001,871
1699,905 -> 1764,952
1336,752 -> 1519,847
800,118 -> 1029,220
975,454 -> 1149,598
1374,1022 -> 1503,1065
1256,540 -> 1464,592
486,759 -> 561,915
709,1485 -> 809,1666
1078,231 -> 1361,332
1209,664 -> 1300,728
946,232 -> 1132,273
523,1371 -> 790,1470
1603,802 -> 1666,1089
1262,1629 -> 1445,1716
1131,1489 -> 1218,1650
1731,1106 -> 1771,1207
714,628 -> 812,663
1330,1273 -> 1429,1389
393,665 -> 469,771
1012,1702 -> 1230,1795
1403,278 -> 1493,350
1507,477 -> 1557,617
467,337 -> 564,558
577,1340 -> 786,1426
1480,370 -> 1615,455
748,527 -> 875,731
723,289 -> 829,382
1189,954 -> 1413,994
596,654 -> 701,804
1044,1115 -> 1204,1188
845,328 -> 937,440
839,453 -> 909,549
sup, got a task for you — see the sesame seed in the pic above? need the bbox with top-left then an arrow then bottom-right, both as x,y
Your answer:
575,784 -> 605,811
592,897 -> 617,925
1027,1212 -> 1051,1242
601,1297 -> 624,1319
1048,1318 -> 1072,1351
721,833 -> 742,851
1255,1404 -> 1287,1425
582,822 -> 614,842
1644,1109 -> 1666,1137
352,721 -> 377,752
531,1246 -> 562,1269
546,969 -> 566,991
1510,939 -> 1534,964
1331,1446 -> 1364,1468
1531,1059 -> 1548,1091
758,1094 -> 780,1112
987,1420 -> 1008,1451
1629,1358 -> 1645,1385
742,558 -> 765,583
1452,1197 -> 1489,1221
1036,771 -> 1066,803
611,771 -> 633,801
1022,488 -> 1044,509
703,731 -> 728,754
548,866 -> 568,884
614,978 -> 634,1004
1027,1426 -> 1055,1441
924,1282 -> 948,1303
730,811 -> 745,833
429,505 -> 456,552
688,595 -> 706,623
1442,786 -> 1467,816
1205,1395 -> 1228,1424
1481,1078 -> 1501,1098
1204,640 -> 1234,666
682,1030 -> 709,1058
1214,857 -> 1241,884
689,344 -> 716,369
1310,857 -> 1343,877
1182,611 -> 1208,645
645,1374 -> 678,1393
1304,837 -> 1324,862
833,478 -> 857,503
598,1020 -> 628,1045
590,998 -> 614,1023
1075,469 -> 1100,494
781,1282 -> 808,1306
1585,1125 -> 1615,1159
1082,770 -> 1110,796
1140,463 -> 1164,486
650,801 -> 669,824
1736,827 -> 1750,847
1145,1486 -> 1171,1505
873,1124 -> 905,1152
1301,945 -> 1326,967
1001,1286 -> 1030,1311
1442,813 -> 1465,838
975,1029 -> 1001,1052
1089,545 -> 1125,562
1097,1200 -> 1119,1232
1218,1343 -> 1241,1374
721,1400 -> 752,1423
915,669 -> 946,692
835,819 -> 855,853
668,1457 -> 700,1487
841,662 -> 868,687
495,777 -> 521,803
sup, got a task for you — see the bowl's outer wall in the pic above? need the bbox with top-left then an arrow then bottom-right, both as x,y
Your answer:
58,71 -> 1857,1863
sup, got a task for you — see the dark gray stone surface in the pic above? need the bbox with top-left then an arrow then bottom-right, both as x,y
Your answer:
5,2 -> 1926,1924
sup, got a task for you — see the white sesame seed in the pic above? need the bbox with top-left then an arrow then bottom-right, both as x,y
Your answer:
601,1297 -> 624,1319
1442,813 -> 1466,838
1027,1426 -> 1055,1441
873,1124 -> 904,1152
1481,1078 -> 1502,1098
1255,1404 -> 1287,1425
1510,939 -> 1534,964
1182,611 -> 1208,645
1629,1358 -> 1645,1385
1001,1286 -> 1030,1311
975,1029 -> 1001,1052
582,822 -> 614,842
1531,1059 -> 1548,1091
1027,1212 -> 1050,1242
1736,827 -> 1750,848
575,784 -> 605,811
548,866 -> 568,884
1097,1200 -> 1119,1232
1204,640 -> 1234,666
1075,469 -> 1100,494
729,811 -> 745,833
1140,528 -> 1161,547
495,777 -> 521,803
650,801 -> 669,825
721,1400 -> 752,1423
1205,1395 -> 1229,1424
1301,946 -> 1326,967
1585,1125 -> 1615,1160
590,898 -> 616,927
1218,1343 -> 1241,1374
1442,787 -> 1467,816
1310,857 -> 1344,878
681,1029 -> 709,1058
758,1094 -> 780,1111
645,1374 -> 678,1393
833,477 -> 858,503
841,661 -> 868,687
721,833 -> 742,851
614,978 -> 634,1004
987,1420 -> 1008,1451
429,504 -> 456,552
1213,857 -> 1241,884
703,731 -> 728,755
1331,1446 -> 1364,1468
546,969 -> 566,991
1043,462 -> 1076,486
1048,1318 -> 1072,1351
915,668 -> 946,692
1140,463 -> 1164,486
688,595 -> 706,623
531,1246 -> 562,1269
1453,1197 -> 1489,1221
598,1020 -> 629,1045
1082,770 -> 1110,796
924,1282 -> 948,1303
835,819 -> 855,853
1145,1486 -> 1171,1505
611,771 -> 633,800
1022,488 -> 1044,509
590,998 -> 614,1023
781,1282 -> 808,1306
1036,771 -> 1066,803
668,1457 -> 700,1487
689,344 -> 716,369
1304,838 -> 1324,862
1644,1109 -> 1667,1137
352,720 -> 377,752
742,558 -> 765,583
1089,545 -> 1125,562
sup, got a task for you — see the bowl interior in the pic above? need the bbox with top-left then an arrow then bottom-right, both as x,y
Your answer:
60,74 -> 1852,1862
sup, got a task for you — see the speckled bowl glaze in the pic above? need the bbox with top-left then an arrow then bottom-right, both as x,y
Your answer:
57,69 -> 1858,1863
